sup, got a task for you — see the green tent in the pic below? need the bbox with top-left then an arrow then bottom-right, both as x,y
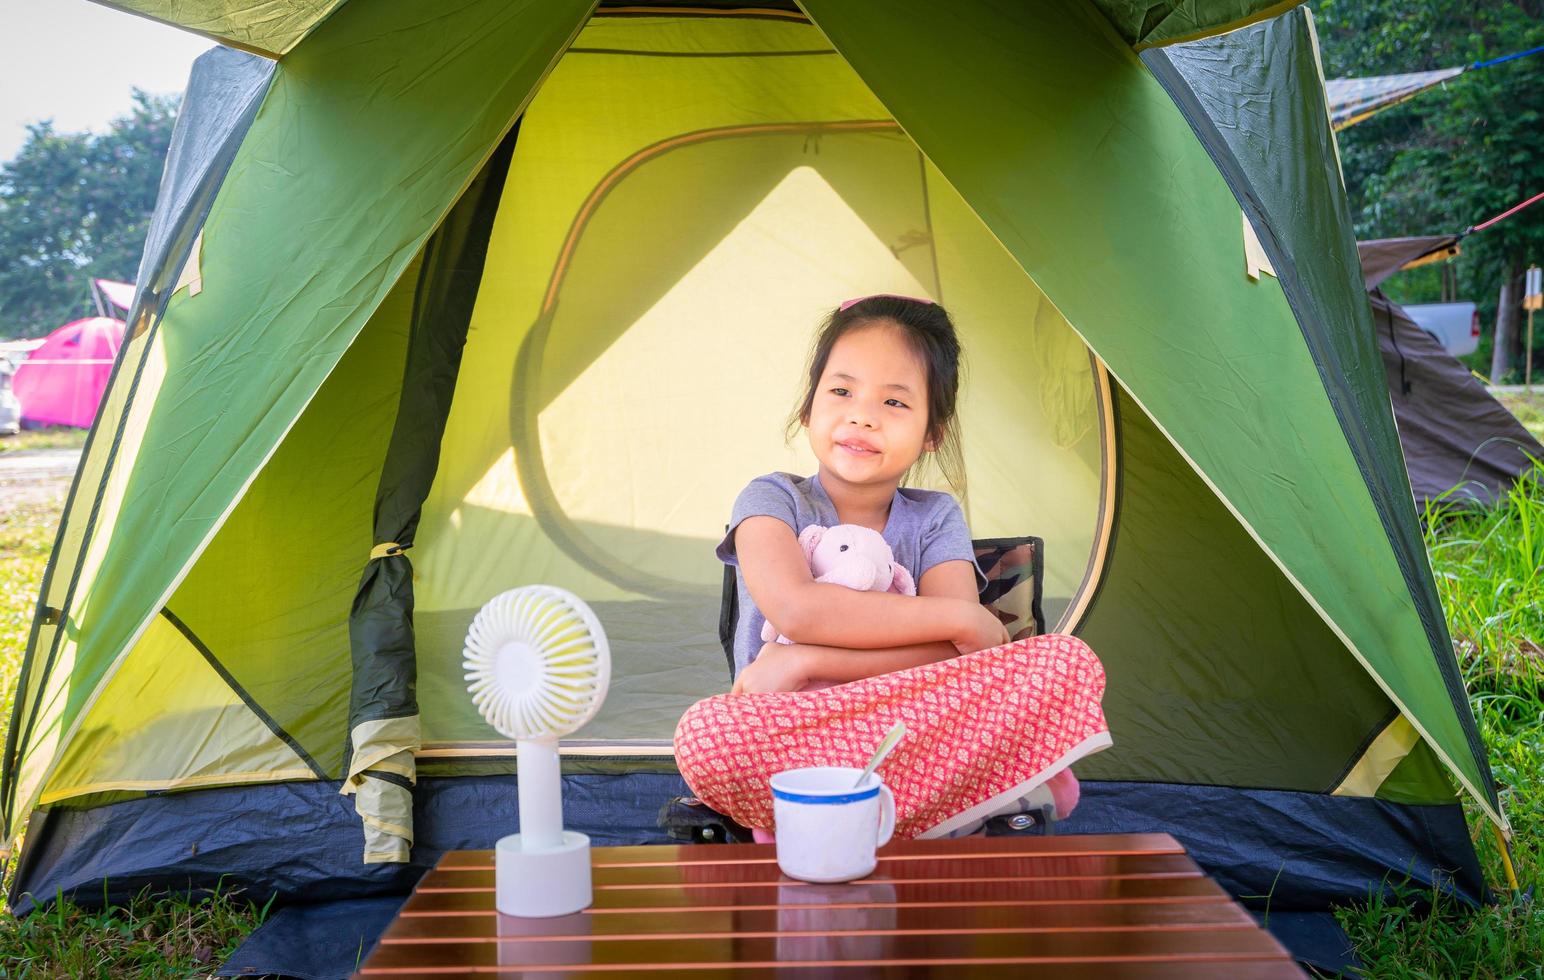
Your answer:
5,0 -> 1502,933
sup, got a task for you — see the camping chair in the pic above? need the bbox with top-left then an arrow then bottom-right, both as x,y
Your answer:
663,535 -> 1049,843
717,535 -> 1047,679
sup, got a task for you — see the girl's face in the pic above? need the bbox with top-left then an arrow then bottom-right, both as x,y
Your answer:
804,321 -> 934,493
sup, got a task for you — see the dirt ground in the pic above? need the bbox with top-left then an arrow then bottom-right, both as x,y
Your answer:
0,448 -> 79,513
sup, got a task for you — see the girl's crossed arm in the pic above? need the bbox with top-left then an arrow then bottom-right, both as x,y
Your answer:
731,516 -> 1008,694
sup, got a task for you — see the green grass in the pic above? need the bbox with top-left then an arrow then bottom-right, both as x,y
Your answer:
0,443 -> 1539,975
0,428 -> 87,455
1497,391 -> 1544,442
0,883 -> 266,979
0,495 -> 63,745
0,486 -> 268,976
1330,466 -> 1544,977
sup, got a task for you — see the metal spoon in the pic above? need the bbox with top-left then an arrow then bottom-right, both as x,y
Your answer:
853,722 -> 906,788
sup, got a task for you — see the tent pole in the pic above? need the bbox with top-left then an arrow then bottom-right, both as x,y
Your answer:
1492,822 -> 1522,899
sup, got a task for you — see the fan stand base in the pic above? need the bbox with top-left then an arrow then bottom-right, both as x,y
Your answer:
495,831 -> 593,917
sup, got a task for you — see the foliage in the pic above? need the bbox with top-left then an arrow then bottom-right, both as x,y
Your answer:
1311,0 -> 1544,380
0,91 -> 177,341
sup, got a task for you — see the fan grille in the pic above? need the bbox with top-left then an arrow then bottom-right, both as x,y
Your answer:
463,586 -> 611,741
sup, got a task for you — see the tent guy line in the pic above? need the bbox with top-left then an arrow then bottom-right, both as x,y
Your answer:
1468,188 -> 1544,234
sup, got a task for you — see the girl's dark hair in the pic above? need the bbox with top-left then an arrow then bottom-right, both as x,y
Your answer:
788,295 -> 967,498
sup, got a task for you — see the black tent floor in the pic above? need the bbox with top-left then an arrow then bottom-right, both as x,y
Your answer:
15,775 -> 1483,916
216,895 -> 410,980
1252,910 -> 1361,974
215,895 -> 1360,979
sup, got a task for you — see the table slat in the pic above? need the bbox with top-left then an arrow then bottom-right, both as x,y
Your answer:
419,853 -> 1199,892
360,961 -> 1305,978
378,899 -> 1256,942
403,873 -> 1231,915
364,969 -> 1303,980
358,927 -> 1292,970
435,833 -> 1186,870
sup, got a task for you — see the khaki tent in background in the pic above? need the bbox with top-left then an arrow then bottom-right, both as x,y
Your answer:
1358,235 -> 1544,507
4,2 -> 1506,968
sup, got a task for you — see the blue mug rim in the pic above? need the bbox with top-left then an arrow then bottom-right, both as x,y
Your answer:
771,784 -> 880,806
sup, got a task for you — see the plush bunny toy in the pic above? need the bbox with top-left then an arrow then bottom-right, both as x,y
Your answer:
761,523 -> 917,645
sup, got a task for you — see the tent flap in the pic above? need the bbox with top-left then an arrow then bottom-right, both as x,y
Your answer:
127,45 -> 275,339
1,46 -> 273,837
343,125 -> 521,863
1077,388 -> 1400,791
0,0 -> 595,842
1145,9 -> 1498,820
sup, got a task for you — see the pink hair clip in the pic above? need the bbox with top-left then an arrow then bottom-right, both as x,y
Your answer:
838,293 -> 936,312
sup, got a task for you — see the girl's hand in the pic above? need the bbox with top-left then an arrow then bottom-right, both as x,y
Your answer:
731,642 -> 810,694
953,602 -> 1010,656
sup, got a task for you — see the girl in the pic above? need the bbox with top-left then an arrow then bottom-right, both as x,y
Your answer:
686,296 -> 1103,840
718,294 -> 1010,694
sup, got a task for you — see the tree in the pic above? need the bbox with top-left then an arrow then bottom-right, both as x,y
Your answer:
0,90 -> 178,340
1311,0 -> 1544,379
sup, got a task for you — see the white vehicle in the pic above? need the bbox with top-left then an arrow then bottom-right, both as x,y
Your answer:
0,359 -> 19,435
1402,301 -> 1479,357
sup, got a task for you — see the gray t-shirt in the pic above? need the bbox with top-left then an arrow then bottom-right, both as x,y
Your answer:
716,472 -> 986,676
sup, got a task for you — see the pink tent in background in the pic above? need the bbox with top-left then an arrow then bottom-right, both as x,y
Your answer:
12,317 -> 125,428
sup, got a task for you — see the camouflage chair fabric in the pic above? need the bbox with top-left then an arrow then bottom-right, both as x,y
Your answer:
974,536 -> 1046,642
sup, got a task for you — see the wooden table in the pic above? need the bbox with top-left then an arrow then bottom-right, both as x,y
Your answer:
354,833 -> 1306,976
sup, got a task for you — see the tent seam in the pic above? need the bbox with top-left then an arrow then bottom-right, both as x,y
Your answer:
1129,0 -> 1303,51
40,770 -> 320,806
565,46 -> 833,57
1322,705 -> 1401,794
159,608 -> 327,779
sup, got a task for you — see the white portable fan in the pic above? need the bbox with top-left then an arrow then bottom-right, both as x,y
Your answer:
463,585 -> 610,917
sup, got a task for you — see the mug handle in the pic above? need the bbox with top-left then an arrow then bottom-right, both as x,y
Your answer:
875,785 -> 896,848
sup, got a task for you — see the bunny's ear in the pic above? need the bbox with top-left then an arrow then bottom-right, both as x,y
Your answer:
797,524 -> 827,565
889,562 -> 917,596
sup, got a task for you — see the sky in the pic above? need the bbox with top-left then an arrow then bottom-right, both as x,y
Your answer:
0,0 -> 210,162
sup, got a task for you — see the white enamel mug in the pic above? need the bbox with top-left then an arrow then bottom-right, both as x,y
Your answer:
770,766 -> 896,883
